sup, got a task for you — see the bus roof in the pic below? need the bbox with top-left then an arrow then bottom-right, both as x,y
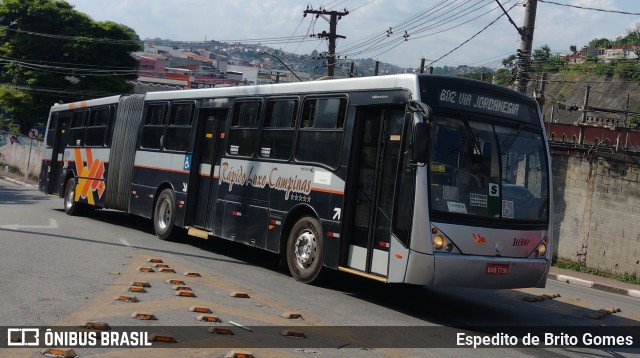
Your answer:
144,73 -> 421,102
50,95 -> 121,113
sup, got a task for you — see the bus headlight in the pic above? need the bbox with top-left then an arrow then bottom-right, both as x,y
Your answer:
433,235 -> 445,250
534,242 -> 547,257
538,243 -> 546,256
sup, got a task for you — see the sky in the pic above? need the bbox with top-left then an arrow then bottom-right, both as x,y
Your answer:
65,0 -> 640,70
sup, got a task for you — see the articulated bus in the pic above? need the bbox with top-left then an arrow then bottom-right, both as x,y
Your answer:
40,74 -> 552,287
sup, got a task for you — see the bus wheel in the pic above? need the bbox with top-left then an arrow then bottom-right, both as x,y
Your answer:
286,216 -> 324,283
63,178 -> 83,216
154,189 -> 177,241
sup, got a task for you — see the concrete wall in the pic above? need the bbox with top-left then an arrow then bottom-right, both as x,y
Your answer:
0,132 -> 44,178
552,148 -> 640,276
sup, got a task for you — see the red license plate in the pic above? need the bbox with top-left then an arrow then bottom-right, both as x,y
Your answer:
486,263 -> 510,275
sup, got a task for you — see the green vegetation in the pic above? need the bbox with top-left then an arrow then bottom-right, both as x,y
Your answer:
628,105 -> 640,129
553,260 -> 640,285
0,0 -> 141,134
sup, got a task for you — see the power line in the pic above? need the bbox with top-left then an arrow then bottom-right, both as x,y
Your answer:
538,0 -> 640,15
425,5 -> 512,68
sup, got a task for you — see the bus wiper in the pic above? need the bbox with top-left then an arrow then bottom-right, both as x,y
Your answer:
499,123 -> 524,155
461,118 -> 482,156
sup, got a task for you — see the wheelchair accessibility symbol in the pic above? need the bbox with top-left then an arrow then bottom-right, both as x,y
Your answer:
502,200 -> 514,218
183,154 -> 192,171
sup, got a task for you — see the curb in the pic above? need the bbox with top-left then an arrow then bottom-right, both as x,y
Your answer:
548,273 -> 640,299
1,176 -> 37,188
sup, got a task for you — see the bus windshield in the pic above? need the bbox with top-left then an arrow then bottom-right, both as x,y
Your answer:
428,115 -> 549,222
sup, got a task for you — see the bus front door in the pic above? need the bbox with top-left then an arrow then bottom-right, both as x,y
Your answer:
46,112 -> 71,195
345,106 -> 405,277
188,109 -> 227,231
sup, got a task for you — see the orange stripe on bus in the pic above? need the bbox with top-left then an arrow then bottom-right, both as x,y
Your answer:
134,164 -> 188,174
311,187 -> 344,195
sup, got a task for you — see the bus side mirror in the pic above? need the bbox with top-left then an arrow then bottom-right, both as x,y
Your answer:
412,122 -> 428,163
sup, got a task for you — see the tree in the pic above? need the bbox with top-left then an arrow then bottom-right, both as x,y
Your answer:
532,44 -> 551,64
628,105 -> 640,129
587,38 -> 612,49
0,0 -> 141,133
569,45 -> 577,55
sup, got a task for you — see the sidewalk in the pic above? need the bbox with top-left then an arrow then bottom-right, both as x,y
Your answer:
548,266 -> 640,299
1,175 -> 37,188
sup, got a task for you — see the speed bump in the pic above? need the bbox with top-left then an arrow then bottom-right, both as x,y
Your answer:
40,348 -> 77,358
127,286 -> 147,293
225,350 -> 253,358
83,322 -> 111,330
281,330 -> 306,338
114,295 -> 139,303
184,271 -> 202,277
208,327 -> 233,335
522,293 -> 560,302
159,268 -> 176,273
131,312 -> 157,320
585,307 -> 621,319
130,281 -> 151,287
152,263 -> 169,268
147,258 -> 164,263
230,291 -> 250,298
166,279 -> 186,285
171,285 -> 192,291
138,267 -> 155,273
175,290 -> 197,297
188,306 -> 212,313
196,314 -> 221,322
281,312 -> 303,320
149,333 -> 176,343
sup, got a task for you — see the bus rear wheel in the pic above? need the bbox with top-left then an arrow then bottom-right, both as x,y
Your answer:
286,216 -> 324,283
63,178 -> 84,216
153,189 -> 178,241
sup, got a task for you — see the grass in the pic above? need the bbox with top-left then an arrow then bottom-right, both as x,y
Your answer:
553,260 -> 640,285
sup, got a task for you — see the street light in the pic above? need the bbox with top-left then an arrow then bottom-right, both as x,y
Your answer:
258,51 -> 303,82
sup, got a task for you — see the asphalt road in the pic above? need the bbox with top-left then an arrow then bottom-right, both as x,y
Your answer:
0,180 -> 638,357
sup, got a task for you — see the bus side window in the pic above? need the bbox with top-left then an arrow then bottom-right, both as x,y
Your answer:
46,114 -> 59,148
68,110 -> 89,147
227,100 -> 261,157
104,105 -> 116,147
141,103 -> 168,150
296,97 -> 346,168
392,116 -> 415,246
260,99 -> 297,160
164,102 -> 194,152
85,107 -> 109,147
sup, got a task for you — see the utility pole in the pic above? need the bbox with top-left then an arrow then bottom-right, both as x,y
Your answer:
514,0 -> 538,93
578,85 -> 590,145
304,7 -> 349,77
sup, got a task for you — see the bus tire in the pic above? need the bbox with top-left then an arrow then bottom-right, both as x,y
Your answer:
63,178 -> 84,216
153,188 -> 178,241
286,216 -> 324,283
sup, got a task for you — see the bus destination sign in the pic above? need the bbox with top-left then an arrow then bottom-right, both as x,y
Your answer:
437,88 -> 523,119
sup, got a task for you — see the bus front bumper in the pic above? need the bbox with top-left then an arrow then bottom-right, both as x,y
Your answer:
432,252 -> 550,289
